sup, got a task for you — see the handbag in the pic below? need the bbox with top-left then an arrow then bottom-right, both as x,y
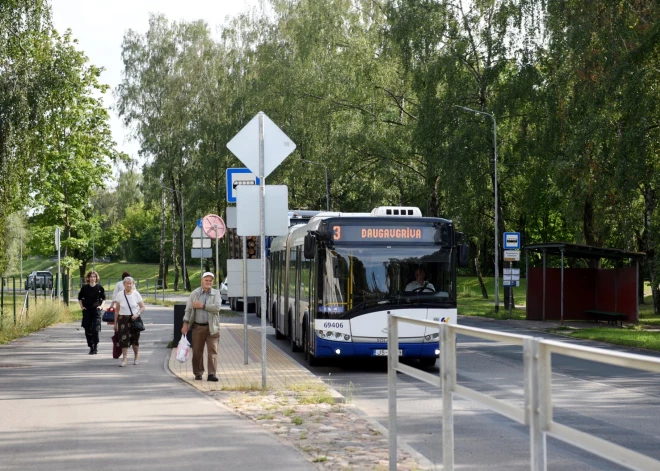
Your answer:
102,307 -> 115,323
111,332 -> 122,359
124,292 -> 145,331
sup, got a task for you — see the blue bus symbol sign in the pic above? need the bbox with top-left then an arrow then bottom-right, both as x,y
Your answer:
503,232 -> 520,250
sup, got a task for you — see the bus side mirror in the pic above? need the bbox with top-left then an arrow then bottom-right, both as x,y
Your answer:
458,243 -> 469,268
304,234 -> 315,259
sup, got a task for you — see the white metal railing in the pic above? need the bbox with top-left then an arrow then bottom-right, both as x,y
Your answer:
387,314 -> 660,471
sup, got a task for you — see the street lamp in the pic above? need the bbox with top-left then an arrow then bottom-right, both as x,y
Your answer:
161,183 -> 187,291
455,105 -> 500,313
301,159 -> 330,211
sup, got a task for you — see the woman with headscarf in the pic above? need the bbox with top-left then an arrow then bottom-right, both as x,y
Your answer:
113,276 -> 146,367
78,270 -> 105,354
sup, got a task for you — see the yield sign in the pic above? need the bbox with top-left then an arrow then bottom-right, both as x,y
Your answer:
226,112 -> 296,178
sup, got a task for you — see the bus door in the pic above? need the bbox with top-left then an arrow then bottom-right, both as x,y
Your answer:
293,247 -> 302,341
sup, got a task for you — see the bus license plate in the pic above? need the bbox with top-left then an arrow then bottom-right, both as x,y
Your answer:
374,349 -> 402,356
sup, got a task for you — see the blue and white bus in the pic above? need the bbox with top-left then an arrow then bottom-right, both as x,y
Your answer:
268,206 -> 469,366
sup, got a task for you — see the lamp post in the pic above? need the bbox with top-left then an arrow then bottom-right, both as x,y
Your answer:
161,184 -> 187,291
301,159 -> 330,211
455,105 -> 500,313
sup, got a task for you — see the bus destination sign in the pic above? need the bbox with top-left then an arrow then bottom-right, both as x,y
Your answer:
329,224 -> 440,243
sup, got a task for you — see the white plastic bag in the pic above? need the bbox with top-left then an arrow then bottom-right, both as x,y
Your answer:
176,335 -> 190,363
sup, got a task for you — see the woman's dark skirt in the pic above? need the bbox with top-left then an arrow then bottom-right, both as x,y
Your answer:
117,315 -> 141,349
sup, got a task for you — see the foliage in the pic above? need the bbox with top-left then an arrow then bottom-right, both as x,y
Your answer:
1,1 -> 125,277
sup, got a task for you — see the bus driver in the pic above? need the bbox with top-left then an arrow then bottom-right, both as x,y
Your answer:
405,267 -> 435,292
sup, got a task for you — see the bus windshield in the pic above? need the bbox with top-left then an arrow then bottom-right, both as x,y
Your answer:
320,246 -> 455,315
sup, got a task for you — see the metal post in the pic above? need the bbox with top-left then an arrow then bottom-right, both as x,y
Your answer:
509,261 -> 513,318
243,236 -> 248,365
259,112 -> 268,389
387,313 -> 399,471
493,115 -> 499,314
526,249 -> 529,319
201,222 -> 204,277
441,323 -> 455,471
453,106 -> 498,312
57,228 -> 61,302
180,190 -> 187,292
19,226 -> 22,288
92,220 -> 95,271
214,224 -> 220,292
13,277 -> 16,321
525,338 -> 548,471
542,250 -> 546,322
560,249 -> 564,325
635,260 -> 639,323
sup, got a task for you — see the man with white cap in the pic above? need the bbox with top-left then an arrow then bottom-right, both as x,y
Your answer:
182,272 -> 223,381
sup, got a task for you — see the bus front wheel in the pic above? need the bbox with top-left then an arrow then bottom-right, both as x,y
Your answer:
419,357 -> 437,368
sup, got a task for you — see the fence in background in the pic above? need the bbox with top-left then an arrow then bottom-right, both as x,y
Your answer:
387,313 -> 660,471
0,275 -> 173,328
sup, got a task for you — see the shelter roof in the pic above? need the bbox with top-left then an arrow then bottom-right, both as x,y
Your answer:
524,242 -> 645,260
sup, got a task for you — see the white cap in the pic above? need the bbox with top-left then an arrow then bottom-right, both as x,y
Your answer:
201,272 -> 215,280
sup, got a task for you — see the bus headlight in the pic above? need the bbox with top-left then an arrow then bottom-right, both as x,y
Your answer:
335,332 -> 342,339
344,334 -> 350,341
335,349 -> 341,355
326,331 -> 334,338
425,335 -> 431,341
317,330 -> 325,338
435,349 -> 440,355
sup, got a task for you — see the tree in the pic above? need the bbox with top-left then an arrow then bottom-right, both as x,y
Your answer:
0,0 -> 54,271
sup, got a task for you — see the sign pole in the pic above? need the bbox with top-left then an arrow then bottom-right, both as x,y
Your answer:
200,222 -> 204,277
509,261 -> 513,318
55,227 -> 60,301
259,112 -> 267,389
214,224 -> 219,292
243,235 -> 248,365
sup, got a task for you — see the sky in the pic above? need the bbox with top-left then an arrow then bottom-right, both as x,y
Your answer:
51,0 -> 260,166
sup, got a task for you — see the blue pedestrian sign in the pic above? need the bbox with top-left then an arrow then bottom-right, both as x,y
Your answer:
197,218 -> 203,228
503,232 -> 521,250
226,168 -> 260,204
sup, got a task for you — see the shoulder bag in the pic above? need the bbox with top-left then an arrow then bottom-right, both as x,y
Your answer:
124,291 -> 145,331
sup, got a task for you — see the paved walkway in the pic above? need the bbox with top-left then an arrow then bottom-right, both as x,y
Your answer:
169,322 -> 331,393
0,305 -> 314,471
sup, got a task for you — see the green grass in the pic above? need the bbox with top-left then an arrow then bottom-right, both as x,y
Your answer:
564,328 -> 660,351
0,299 -> 78,345
456,276 -> 527,320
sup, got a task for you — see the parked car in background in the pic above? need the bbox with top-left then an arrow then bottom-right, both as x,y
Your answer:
220,277 -> 228,304
25,271 -> 54,290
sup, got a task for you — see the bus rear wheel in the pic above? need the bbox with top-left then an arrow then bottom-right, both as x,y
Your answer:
304,328 -> 319,367
274,310 -> 284,339
290,317 -> 300,352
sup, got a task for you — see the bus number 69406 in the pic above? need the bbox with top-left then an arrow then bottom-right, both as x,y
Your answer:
323,322 -> 344,329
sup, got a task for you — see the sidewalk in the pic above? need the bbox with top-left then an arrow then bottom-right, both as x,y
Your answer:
169,322 -> 333,392
168,319 -> 430,470
0,305 -> 314,471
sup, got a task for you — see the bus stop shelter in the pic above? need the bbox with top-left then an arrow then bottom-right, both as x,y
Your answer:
524,243 -> 645,324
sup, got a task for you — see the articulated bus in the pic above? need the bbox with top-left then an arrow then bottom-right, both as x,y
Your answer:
268,206 -> 469,366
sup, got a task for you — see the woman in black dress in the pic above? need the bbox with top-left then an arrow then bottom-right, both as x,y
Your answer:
78,270 -> 106,354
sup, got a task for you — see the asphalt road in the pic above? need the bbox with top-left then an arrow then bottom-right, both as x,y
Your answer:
267,315 -> 660,470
